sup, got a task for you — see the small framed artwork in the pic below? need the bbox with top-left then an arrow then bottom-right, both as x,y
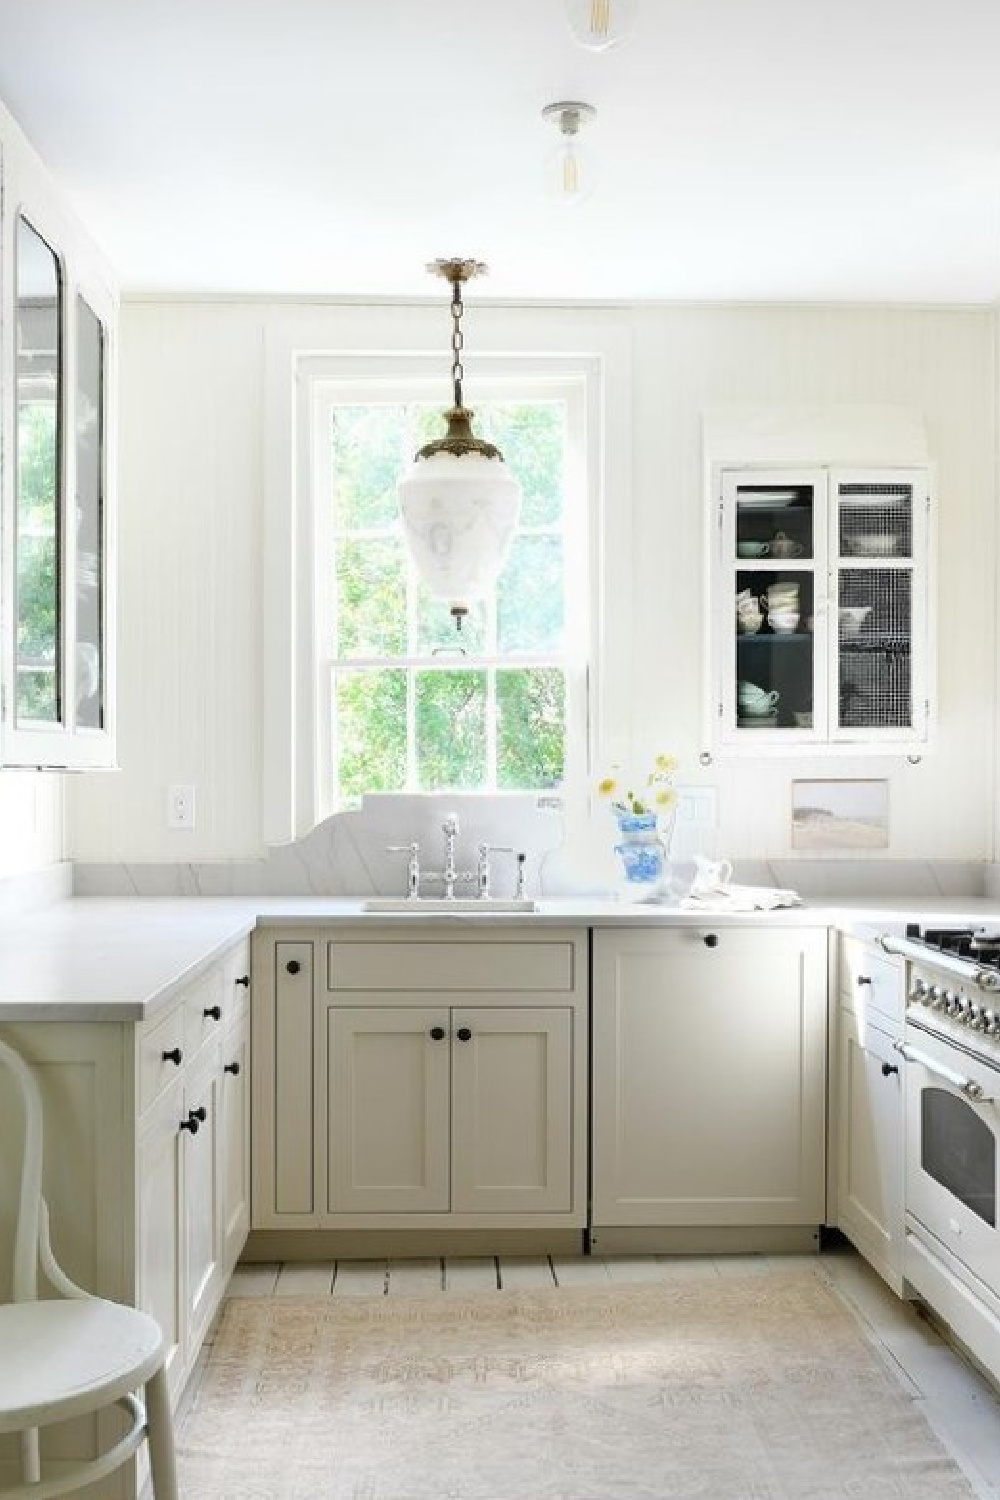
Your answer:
791,779 -> 889,851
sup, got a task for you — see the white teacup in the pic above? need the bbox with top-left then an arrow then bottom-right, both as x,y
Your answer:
769,610 -> 799,634
771,531 -> 804,559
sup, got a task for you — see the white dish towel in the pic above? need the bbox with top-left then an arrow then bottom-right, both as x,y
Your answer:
680,880 -> 802,913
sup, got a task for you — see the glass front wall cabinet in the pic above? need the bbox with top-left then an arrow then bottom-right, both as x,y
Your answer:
1,193 -> 116,768
713,467 -> 930,753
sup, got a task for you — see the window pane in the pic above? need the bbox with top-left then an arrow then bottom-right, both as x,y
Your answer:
75,295 -> 104,730
416,671 -> 486,790
337,538 -> 407,657
497,669 -> 566,789
332,406 -> 406,530
497,535 -> 564,653
484,403 -> 564,527
16,217 -> 62,725
412,402 -> 448,450
416,588 -> 487,654
335,669 -> 407,799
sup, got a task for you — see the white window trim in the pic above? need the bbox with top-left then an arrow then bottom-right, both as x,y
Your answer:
263,305 -> 633,845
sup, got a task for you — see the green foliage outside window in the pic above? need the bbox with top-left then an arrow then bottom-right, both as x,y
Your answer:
331,398 -> 572,800
16,400 -> 59,722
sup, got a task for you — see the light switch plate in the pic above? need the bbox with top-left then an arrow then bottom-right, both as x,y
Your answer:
677,785 -> 717,829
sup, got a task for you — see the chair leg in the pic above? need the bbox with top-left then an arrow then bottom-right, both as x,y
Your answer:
19,1428 -> 40,1484
144,1365 -> 179,1500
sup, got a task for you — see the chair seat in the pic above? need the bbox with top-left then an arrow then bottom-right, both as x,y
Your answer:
0,1298 -> 165,1431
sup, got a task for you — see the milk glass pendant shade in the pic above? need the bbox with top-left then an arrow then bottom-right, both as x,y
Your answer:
397,259 -> 521,629
564,0 -> 638,50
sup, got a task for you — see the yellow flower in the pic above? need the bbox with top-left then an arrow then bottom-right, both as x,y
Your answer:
654,753 -> 678,773
654,788 -> 677,808
597,776 -> 618,799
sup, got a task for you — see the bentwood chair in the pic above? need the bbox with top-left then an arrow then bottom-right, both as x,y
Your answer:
0,1036 -> 178,1499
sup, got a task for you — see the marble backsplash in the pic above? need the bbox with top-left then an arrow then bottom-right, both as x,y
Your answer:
68,791 -> 992,903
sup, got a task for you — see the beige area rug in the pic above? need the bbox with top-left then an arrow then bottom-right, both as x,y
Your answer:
178,1270 -> 974,1499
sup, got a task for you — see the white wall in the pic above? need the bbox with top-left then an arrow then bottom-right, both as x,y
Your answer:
67,298 -> 996,865
0,774 -> 63,876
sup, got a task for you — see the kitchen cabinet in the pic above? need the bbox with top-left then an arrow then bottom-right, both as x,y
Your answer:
834,934 -> 905,1294
590,926 -> 828,1250
0,935 -> 251,1499
708,465 -> 931,754
251,926 -> 588,1233
0,105 -> 118,768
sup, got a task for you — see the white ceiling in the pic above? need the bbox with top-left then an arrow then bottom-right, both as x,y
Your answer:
1,0 -> 1000,303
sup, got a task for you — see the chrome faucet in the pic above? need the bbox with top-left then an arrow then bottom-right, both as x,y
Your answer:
422,813 -> 475,900
386,842 -> 421,898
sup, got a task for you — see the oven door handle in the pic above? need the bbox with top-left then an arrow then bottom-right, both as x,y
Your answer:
893,1041 -> 994,1104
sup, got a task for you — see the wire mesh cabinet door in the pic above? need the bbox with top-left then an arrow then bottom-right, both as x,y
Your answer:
829,469 -> 931,745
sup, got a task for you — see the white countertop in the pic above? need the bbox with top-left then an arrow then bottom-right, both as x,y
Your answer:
3,893 -> 1000,1024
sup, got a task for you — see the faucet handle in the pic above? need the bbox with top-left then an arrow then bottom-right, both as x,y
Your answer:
386,843 -> 420,899
387,842 -> 420,854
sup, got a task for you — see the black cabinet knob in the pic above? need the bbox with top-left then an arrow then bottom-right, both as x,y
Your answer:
881,1062 -> 899,1078
235,974 -> 250,988
703,933 -> 719,948
456,1027 -> 473,1042
190,1105 -> 207,1122
180,1116 -> 199,1135
224,1061 -> 241,1075
203,1005 -> 222,1021
857,975 -> 873,987
286,959 -> 301,975
429,1026 -> 446,1041
162,1047 -> 183,1066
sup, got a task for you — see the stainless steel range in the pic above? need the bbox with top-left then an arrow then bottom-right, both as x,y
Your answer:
882,924 -> 1000,1378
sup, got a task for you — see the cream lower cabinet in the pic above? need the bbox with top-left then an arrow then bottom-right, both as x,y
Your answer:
834,935 -> 905,1293
591,926 -> 828,1246
0,934 -> 251,1500
327,1005 -> 573,1217
252,926 -> 587,1231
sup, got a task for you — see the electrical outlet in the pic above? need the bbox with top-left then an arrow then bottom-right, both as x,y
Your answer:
677,785 -> 717,829
167,784 -> 196,830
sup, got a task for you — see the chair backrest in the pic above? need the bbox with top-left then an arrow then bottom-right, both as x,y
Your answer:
0,1035 -> 85,1304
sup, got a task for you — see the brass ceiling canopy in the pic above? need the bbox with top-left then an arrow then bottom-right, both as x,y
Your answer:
414,259 -> 504,464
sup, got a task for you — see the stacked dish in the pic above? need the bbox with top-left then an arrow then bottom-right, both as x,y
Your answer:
737,681 -> 779,726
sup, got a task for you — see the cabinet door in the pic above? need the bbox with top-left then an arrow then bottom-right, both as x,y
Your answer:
592,928 -> 827,1227
251,938 -> 315,1225
326,1006 -> 450,1214
219,1013 -> 250,1273
720,468 -> 826,746
836,1008 -> 904,1290
830,468 -> 928,744
136,1078 -> 185,1404
182,1042 -> 223,1353
451,1006 -> 573,1215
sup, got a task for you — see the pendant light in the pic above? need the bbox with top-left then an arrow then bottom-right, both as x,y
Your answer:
397,259 -> 521,632
542,102 -> 596,205
564,0 -> 638,50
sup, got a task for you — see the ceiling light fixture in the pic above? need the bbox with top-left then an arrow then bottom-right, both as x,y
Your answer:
397,259 -> 521,632
564,0 -> 637,50
542,101 -> 596,205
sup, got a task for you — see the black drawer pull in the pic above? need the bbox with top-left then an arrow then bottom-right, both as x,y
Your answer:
203,1005 -> 222,1021
429,1026 -> 446,1041
857,975 -> 873,986
456,1026 -> 473,1042
162,1047 -> 183,1066
703,933 -> 719,949
286,959 -> 301,975
190,1105 -> 208,1122
235,974 -> 250,988
224,1061 -> 241,1075
180,1116 -> 199,1135
881,1062 -> 899,1078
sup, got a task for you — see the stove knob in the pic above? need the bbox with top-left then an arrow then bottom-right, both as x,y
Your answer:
989,1014 -> 1000,1038
967,1004 -> 986,1031
928,985 -> 945,1007
910,979 -> 929,1004
947,992 -> 964,1017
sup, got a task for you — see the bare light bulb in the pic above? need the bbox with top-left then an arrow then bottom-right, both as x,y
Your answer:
564,0 -> 638,50
542,102 -> 596,206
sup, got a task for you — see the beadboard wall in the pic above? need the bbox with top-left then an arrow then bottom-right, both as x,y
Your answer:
63,297 -> 996,868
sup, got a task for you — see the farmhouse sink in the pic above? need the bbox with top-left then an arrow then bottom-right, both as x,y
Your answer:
363,897 -> 538,914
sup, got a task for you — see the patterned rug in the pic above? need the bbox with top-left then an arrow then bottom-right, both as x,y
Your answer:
178,1270 -> 974,1499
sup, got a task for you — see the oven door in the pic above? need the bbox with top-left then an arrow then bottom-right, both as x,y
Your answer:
901,1025 -> 1000,1288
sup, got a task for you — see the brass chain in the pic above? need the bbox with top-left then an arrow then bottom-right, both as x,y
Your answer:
450,281 -> 465,408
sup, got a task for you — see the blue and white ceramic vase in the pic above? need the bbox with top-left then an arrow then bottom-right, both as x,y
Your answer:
613,811 -> 668,898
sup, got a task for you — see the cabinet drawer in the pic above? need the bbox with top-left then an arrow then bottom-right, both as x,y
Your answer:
184,968 -> 228,1057
139,1002 -> 186,1113
327,940 -> 576,994
220,937 -> 252,1019
839,935 -> 903,1029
